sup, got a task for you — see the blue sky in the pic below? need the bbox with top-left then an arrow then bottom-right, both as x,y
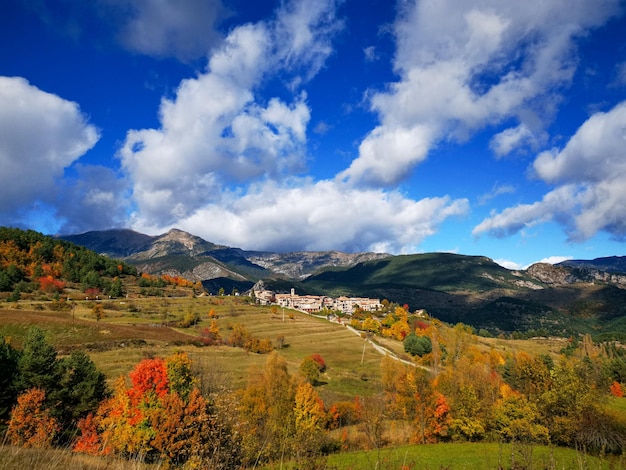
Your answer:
1,0 -> 625,269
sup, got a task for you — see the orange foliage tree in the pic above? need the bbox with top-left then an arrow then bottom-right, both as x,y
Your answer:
610,381 -> 624,398
74,352 -> 240,467
38,275 -> 65,293
7,388 -> 59,448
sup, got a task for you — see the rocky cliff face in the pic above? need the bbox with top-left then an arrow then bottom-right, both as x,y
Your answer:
526,262 -> 626,287
525,263 -> 578,286
246,250 -> 390,280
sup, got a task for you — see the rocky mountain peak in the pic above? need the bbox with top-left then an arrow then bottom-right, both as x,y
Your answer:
526,263 -> 577,286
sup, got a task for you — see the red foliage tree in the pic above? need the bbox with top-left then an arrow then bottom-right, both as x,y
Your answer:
128,357 -> 169,403
610,381 -> 624,398
38,275 -> 65,293
73,413 -> 109,456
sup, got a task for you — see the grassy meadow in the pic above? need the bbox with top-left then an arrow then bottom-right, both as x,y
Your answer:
0,295 -> 389,402
0,293 -> 569,400
324,442 -> 624,470
1,294 -> 620,469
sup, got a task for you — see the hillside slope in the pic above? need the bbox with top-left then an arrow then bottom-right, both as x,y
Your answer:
303,253 -> 626,337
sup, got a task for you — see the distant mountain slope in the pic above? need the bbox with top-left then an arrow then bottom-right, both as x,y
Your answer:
558,256 -> 626,274
245,250 -> 391,280
61,229 -> 154,258
303,253 -> 626,337
304,253 -> 540,293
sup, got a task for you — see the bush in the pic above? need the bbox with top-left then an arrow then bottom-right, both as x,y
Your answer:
403,333 -> 432,356
310,353 -> 327,372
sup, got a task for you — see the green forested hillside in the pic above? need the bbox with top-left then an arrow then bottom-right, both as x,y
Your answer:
305,253 -> 526,293
303,252 -> 626,338
0,227 -> 138,300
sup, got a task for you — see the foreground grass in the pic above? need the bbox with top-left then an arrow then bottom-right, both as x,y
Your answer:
0,445 -> 157,470
325,442 -> 624,470
2,442 -> 622,470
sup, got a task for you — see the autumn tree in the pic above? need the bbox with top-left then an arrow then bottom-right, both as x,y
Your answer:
166,352 -> 198,402
381,356 -> 444,444
610,381 -> 624,398
438,352 -> 501,442
535,359 -> 598,447
293,382 -> 327,465
310,353 -> 327,372
149,388 -> 242,468
75,353 -> 240,467
7,388 -> 59,448
237,352 -> 296,465
92,303 -> 104,321
300,356 -> 321,385
492,392 -> 549,444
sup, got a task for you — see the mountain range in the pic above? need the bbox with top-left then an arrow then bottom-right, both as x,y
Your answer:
61,228 -> 626,338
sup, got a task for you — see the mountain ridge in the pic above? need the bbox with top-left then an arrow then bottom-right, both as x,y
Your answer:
59,228 -> 626,337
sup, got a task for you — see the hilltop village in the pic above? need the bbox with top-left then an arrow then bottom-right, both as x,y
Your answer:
254,288 -> 381,315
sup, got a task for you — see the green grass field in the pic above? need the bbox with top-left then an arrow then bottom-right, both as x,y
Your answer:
325,442 -> 623,470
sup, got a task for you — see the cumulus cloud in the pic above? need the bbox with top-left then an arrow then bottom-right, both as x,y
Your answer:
475,100 -> 626,241
494,259 -> 524,270
118,0 -> 470,254
490,124 -> 535,158
120,0 -> 340,229
340,0 -> 623,186
133,179 -> 469,253
0,76 -> 99,216
114,0 -> 226,61
533,102 -> 626,184
495,255 -> 572,270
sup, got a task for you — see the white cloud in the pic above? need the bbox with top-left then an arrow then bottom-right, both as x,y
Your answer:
341,0 -> 623,186
475,100 -> 626,241
473,185 -> 579,238
120,0 -> 341,229
495,255 -> 572,270
490,124 -> 534,158
133,179 -> 469,253
537,256 -> 573,265
613,61 -> 626,87
494,259 -> 524,270
116,0 -> 225,61
477,183 -> 516,205
0,76 -> 99,215
533,101 -> 626,184
364,46 -> 378,62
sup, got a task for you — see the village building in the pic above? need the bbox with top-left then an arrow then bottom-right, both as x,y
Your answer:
258,287 -> 381,315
